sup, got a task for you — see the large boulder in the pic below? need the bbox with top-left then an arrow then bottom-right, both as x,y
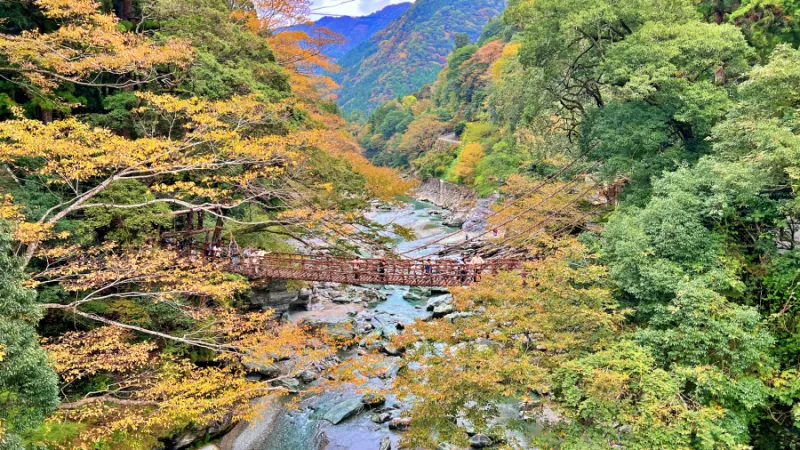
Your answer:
379,437 -> 392,450
389,417 -> 411,430
243,361 -> 282,379
274,377 -> 301,394
432,304 -> 456,318
426,294 -> 453,311
248,280 -> 306,313
408,286 -> 432,298
361,393 -> 386,408
469,434 -> 493,448
371,412 -> 393,424
323,398 -> 364,424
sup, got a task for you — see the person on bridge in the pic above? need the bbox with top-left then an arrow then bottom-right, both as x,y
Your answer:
424,260 -> 433,275
378,259 -> 387,283
352,258 -> 364,281
470,254 -> 485,282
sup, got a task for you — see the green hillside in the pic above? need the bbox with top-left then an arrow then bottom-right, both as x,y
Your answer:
334,0 -> 505,116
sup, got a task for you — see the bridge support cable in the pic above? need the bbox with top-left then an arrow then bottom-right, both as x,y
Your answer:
398,158 -> 592,258
478,197 -> 607,258
434,169 -> 601,257
438,182 -> 600,257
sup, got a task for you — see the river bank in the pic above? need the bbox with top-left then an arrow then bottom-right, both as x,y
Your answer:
215,200 -> 464,450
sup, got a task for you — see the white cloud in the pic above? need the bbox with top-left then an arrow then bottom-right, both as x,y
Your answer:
311,0 -> 412,17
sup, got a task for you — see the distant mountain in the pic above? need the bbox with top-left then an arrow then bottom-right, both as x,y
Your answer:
333,0 -> 505,115
296,3 -> 411,60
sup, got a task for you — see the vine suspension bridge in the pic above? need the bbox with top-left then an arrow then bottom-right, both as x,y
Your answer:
230,253 -> 523,287
168,159 -> 609,287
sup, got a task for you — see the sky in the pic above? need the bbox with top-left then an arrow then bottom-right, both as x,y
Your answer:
310,0 -> 413,17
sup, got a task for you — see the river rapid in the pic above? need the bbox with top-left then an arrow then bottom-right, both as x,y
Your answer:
225,200 -> 465,450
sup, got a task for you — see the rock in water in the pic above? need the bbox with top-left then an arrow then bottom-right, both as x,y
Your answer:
388,417 -> 411,430
379,437 -> 392,450
371,412 -> 393,424
323,398 -> 364,424
469,434 -> 493,448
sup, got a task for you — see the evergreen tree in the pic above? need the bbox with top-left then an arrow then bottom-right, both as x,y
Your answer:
0,226 -> 58,450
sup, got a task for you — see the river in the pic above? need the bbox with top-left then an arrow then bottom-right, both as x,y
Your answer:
226,200 -> 464,450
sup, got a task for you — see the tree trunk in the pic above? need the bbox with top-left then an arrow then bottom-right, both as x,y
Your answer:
121,0 -> 133,21
41,109 -> 53,123
212,214 -> 224,244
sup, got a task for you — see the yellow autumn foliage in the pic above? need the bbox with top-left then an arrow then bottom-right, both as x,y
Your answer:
452,142 -> 485,184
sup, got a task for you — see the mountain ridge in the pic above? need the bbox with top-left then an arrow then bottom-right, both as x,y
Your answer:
333,0 -> 506,116
295,3 -> 411,60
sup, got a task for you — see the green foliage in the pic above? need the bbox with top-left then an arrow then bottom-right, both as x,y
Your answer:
358,0 -> 800,447
81,180 -> 173,245
0,227 -> 59,448
153,0 -> 290,100
411,148 -> 458,178
334,0 -> 505,114
453,32 -> 470,50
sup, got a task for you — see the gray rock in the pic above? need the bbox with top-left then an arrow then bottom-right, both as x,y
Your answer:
431,286 -> 450,296
426,294 -> 453,311
444,312 -> 477,322
245,373 -> 262,383
438,444 -> 461,450
323,398 -> 364,424
275,377 -> 301,393
172,429 -> 205,449
244,361 -> 282,379
432,304 -> 456,318
469,434 -> 492,448
333,295 -> 353,304
248,280 -> 304,314
381,344 -> 406,356
198,445 -> 220,450
379,437 -> 392,450
408,286 -> 432,297
403,292 -> 425,302
389,417 -> 411,430
297,370 -> 318,384
362,393 -> 386,408
376,358 -> 403,379
371,412 -> 393,424
457,417 -> 475,435
442,214 -> 468,228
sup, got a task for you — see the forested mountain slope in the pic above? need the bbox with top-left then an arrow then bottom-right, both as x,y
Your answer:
293,3 -> 411,60
334,0 -> 505,115
0,0 -> 411,447
359,0 -> 800,448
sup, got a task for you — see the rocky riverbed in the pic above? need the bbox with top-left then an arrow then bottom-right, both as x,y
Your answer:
215,200 -> 468,450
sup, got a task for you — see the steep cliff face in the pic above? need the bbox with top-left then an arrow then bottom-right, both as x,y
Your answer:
415,178 -> 476,212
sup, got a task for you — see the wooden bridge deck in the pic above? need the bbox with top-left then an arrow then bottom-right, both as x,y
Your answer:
229,253 -> 523,287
